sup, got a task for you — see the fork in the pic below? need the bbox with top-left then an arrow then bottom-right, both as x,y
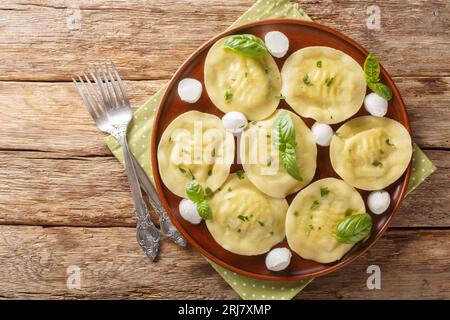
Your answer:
73,61 -> 160,261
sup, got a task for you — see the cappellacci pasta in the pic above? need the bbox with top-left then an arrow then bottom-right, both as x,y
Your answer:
240,109 -> 317,198
157,111 -> 235,198
206,173 -> 288,256
204,36 -> 282,120
330,116 -> 412,190
281,46 -> 366,124
285,178 -> 366,263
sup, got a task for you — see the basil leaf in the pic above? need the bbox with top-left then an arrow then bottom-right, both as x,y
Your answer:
281,143 -> 303,181
273,111 -> 302,181
185,180 -> 204,203
364,53 -> 380,83
196,201 -> 212,220
367,81 -> 393,101
223,34 -> 268,58
336,213 -> 372,244
273,110 -> 295,151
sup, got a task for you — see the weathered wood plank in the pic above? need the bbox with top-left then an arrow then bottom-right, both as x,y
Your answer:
0,150 -> 447,227
0,225 -> 448,299
0,0 -> 448,81
0,77 -> 448,158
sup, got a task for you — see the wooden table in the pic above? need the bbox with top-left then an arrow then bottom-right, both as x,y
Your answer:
0,0 -> 449,300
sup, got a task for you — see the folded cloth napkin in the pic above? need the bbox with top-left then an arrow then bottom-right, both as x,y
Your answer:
106,0 -> 436,300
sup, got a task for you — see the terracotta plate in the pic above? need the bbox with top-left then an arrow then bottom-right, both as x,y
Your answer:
151,19 -> 412,281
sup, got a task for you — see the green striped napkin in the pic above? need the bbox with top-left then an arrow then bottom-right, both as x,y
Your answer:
106,0 -> 436,300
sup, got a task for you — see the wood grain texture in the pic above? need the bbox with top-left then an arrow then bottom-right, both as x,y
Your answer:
0,225 -> 448,299
0,150 -> 446,228
0,0 -> 449,81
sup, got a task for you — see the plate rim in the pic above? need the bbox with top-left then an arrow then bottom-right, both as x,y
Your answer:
150,19 -> 412,281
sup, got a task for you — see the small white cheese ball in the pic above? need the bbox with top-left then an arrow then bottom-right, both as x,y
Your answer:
364,92 -> 388,117
178,199 -> 202,224
311,122 -> 334,147
222,111 -> 248,133
264,31 -> 289,58
367,190 -> 391,215
265,247 -> 292,271
177,78 -> 202,103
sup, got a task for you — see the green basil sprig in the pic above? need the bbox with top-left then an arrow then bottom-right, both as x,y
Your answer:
223,34 -> 268,58
272,111 -> 303,181
335,213 -> 372,244
363,53 -> 393,101
185,180 -> 212,220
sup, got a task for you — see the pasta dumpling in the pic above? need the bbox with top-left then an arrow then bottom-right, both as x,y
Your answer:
330,116 -> 412,190
285,178 -> 366,263
204,36 -> 282,120
281,46 -> 366,124
157,111 -> 235,198
240,109 -> 317,198
206,173 -> 288,256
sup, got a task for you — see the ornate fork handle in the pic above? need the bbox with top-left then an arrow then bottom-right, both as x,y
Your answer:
114,127 -> 160,261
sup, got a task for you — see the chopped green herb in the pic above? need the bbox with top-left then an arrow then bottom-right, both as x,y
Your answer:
372,160 -> 383,168
231,78 -> 236,82
316,60 -> 322,68
386,138 -> 395,146
266,157 -> 272,167
324,76 -> 334,87
276,94 -> 286,100
227,187 -> 232,192
204,187 -> 214,198
237,214 -> 250,222
293,211 -> 299,217
320,187 -> 330,198
265,68 -> 269,74
270,231 -> 274,236
303,74 -> 313,87
236,170 -> 245,179
178,167 -> 186,174
310,200 -> 320,210
207,169 -> 212,176
258,221 -> 265,227
224,89 -> 233,103
379,149 -> 385,155
237,228 -> 241,233
308,224 -> 314,230
334,132 -> 341,137
188,168 -> 195,180
169,137 -> 172,142
244,71 -> 248,78
251,120 -> 258,125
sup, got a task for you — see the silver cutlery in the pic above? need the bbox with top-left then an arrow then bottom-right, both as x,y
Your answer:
73,61 -> 160,261
130,154 -> 186,247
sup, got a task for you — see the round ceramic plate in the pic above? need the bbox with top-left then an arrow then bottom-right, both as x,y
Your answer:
151,19 -> 412,281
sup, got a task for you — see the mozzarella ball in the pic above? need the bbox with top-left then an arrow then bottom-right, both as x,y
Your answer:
265,247 -> 292,271
367,190 -> 391,215
178,199 -> 202,224
177,78 -> 202,103
222,111 -> 248,133
311,122 -> 334,146
264,31 -> 289,58
364,92 -> 388,117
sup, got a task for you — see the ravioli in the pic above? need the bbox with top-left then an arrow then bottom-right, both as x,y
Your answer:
206,173 -> 288,256
157,111 -> 235,198
204,36 -> 282,120
330,116 -> 412,190
281,46 -> 366,124
240,109 -> 317,198
285,178 -> 366,263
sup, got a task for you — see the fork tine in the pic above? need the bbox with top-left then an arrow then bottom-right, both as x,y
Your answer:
91,64 -> 113,110
73,77 -> 99,121
82,71 -> 106,114
110,61 -> 130,107
100,63 -> 118,109
105,62 -> 121,107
